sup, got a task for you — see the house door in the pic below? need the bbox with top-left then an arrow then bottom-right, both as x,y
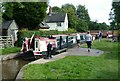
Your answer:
10,29 -> 18,42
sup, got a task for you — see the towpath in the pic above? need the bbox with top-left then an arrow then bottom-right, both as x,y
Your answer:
29,47 -> 104,64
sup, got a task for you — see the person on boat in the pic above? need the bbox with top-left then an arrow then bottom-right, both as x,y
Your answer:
21,38 -> 27,52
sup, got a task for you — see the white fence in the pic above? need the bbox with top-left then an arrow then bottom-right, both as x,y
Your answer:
0,36 -> 14,49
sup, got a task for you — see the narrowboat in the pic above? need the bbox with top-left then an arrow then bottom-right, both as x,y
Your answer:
19,33 -> 86,60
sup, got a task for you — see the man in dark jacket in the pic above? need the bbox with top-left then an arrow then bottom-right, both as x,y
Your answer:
47,42 -> 52,58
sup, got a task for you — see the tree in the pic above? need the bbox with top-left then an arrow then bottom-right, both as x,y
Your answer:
2,2 -> 14,21
109,1 -> 120,30
62,4 -> 76,13
62,4 -> 78,30
76,5 -> 90,32
77,20 -> 88,32
2,2 -> 48,30
88,21 -> 109,30
76,5 -> 90,21
52,6 -> 62,13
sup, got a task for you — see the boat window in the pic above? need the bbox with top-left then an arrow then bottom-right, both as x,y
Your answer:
36,41 -> 38,48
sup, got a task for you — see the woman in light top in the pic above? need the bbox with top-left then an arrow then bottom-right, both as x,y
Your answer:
85,31 -> 92,52
76,33 -> 81,47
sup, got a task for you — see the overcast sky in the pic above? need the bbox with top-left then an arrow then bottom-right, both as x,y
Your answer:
49,0 -> 113,25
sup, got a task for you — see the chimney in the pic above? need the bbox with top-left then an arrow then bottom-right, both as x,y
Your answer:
48,6 -> 52,16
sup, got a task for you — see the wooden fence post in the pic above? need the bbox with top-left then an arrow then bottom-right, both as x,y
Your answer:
11,35 -> 14,47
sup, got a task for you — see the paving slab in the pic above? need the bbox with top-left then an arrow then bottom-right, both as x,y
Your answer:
66,47 -> 104,56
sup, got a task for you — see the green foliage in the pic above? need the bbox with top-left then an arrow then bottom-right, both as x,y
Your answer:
2,2 -> 48,30
109,1 -> 120,30
68,28 -> 76,33
62,4 -> 78,30
88,21 -> 109,30
52,6 -> 63,13
2,2 -> 14,20
62,4 -> 76,13
0,47 -> 21,55
76,5 -> 90,21
76,5 -> 90,32
23,39 -> 118,79
61,4 -> 90,32
77,20 -> 88,32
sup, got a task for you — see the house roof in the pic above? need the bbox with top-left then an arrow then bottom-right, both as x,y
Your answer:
2,20 -> 13,29
39,22 -> 50,29
2,20 -> 18,29
45,13 -> 66,23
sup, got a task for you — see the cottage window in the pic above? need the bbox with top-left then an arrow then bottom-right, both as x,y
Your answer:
57,23 -> 61,26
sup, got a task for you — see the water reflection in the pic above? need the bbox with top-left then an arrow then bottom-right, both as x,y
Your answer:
1,58 -> 29,80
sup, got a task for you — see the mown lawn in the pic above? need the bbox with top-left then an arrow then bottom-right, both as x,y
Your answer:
0,47 -> 21,55
23,39 -> 119,79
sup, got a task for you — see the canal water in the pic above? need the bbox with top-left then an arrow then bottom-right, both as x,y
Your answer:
1,58 -> 30,81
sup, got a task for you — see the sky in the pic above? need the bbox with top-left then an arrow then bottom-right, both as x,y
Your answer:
49,0 -> 113,25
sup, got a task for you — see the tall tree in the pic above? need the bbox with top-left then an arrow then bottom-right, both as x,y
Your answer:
2,2 -> 48,30
109,1 -> 120,30
2,2 -> 14,21
62,4 -> 78,30
76,5 -> 90,21
77,20 -> 88,32
76,5 -> 90,31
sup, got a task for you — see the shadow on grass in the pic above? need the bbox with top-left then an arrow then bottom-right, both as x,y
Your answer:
94,71 -> 118,79
102,51 -> 118,60
93,39 -> 119,60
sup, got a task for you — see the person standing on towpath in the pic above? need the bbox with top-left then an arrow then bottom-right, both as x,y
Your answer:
98,31 -> 103,42
76,33 -> 81,48
85,31 -> 92,52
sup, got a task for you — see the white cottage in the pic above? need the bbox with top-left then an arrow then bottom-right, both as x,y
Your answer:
45,13 -> 68,31
1,20 -> 18,42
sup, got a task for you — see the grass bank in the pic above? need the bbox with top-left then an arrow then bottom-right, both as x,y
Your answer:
23,39 -> 119,79
0,47 -> 21,55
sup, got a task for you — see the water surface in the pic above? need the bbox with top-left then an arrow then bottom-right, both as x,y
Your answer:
1,58 -> 29,80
